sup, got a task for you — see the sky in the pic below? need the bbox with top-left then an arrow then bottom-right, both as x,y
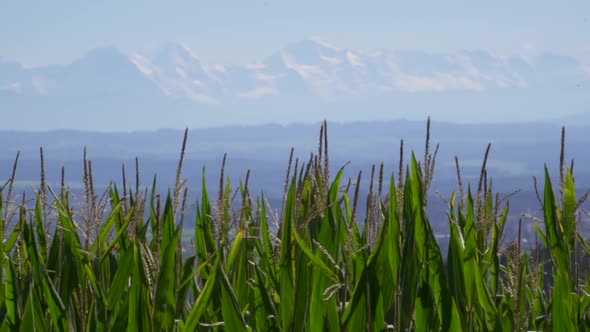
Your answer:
1,1 -> 589,130
1,1 -> 589,65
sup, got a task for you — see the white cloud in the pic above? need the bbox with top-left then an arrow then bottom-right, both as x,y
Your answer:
583,65 -> 590,78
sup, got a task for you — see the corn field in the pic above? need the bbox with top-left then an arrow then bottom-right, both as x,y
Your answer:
0,119 -> 589,331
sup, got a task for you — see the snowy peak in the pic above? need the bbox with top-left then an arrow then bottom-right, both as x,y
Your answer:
278,38 -> 366,69
0,39 -> 587,102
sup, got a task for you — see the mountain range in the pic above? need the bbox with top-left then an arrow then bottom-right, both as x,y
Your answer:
1,38 -> 589,130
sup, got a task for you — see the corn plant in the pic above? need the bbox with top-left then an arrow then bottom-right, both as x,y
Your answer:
0,120 -> 589,331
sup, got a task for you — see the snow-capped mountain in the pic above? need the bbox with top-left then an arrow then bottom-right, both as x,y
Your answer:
3,37 -> 586,100
1,38 -> 588,130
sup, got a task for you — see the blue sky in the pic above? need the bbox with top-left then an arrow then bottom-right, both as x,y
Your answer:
1,1 -> 589,65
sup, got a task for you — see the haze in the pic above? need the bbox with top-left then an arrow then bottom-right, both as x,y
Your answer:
1,2 -> 589,130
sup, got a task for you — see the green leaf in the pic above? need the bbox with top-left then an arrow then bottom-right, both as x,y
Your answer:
4,259 -> 19,330
184,260 -> 219,330
293,229 -> 339,284
219,265 -> 249,331
279,184 -> 296,331
154,226 -> 181,330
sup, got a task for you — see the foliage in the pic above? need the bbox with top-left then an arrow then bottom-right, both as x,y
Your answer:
0,121 -> 588,331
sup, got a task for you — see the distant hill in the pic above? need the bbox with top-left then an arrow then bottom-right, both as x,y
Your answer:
1,120 -> 588,191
